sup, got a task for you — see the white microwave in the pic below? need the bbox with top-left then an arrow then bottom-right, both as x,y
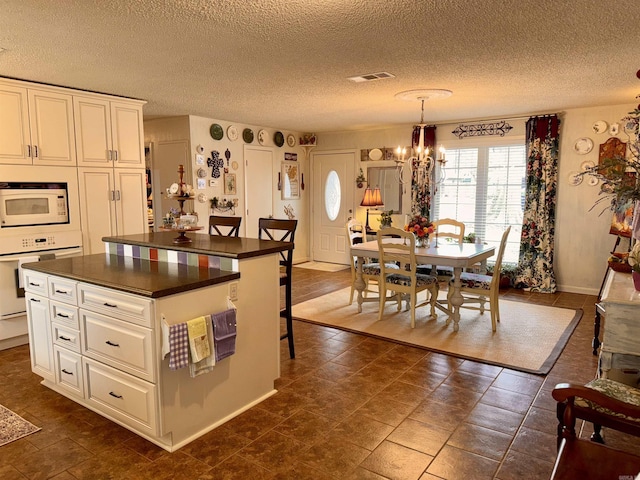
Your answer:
0,183 -> 69,228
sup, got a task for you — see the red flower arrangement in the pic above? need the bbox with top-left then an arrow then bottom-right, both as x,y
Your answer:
404,215 -> 435,238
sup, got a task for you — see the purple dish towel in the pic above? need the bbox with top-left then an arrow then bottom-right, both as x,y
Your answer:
212,309 -> 237,362
169,323 -> 189,370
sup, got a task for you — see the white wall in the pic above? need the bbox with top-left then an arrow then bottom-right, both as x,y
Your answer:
316,103 -> 637,295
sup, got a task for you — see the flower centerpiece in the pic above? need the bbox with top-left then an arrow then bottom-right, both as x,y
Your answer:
404,215 -> 435,247
628,241 -> 640,290
378,210 -> 394,228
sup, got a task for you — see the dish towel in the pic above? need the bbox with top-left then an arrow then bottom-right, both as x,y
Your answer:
189,315 -> 216,378
186,316 -> 211,363
212,308 -> 237,362
168,323 -> 189,370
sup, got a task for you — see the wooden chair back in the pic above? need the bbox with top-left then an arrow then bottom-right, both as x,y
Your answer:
209,215 -> 242,237
258,218 -> 298,270
433,218 -> 465,244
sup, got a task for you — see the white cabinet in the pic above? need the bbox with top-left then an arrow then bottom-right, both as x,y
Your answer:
74,96 -> 144,168
25,288 -> 55,382
78,168 -> 147,254
0,82 -> 76,166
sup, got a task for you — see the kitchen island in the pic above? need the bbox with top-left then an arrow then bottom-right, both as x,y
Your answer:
22,231 -> 292,451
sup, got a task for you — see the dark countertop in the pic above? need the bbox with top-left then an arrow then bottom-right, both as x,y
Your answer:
102,232 -> 292,259
23,254 -> 240,298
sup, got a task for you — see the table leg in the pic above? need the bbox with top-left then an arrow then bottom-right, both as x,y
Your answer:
354,255 -> 366,313
592,303 -> 602,356
449,266 -> 464,332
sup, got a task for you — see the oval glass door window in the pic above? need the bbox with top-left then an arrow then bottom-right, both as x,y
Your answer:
324,170 -> 341,221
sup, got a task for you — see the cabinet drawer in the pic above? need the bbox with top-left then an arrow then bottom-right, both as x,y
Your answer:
49,277 -> 77,305
54,346 -> 84,398
52,322 -> 81,353
79,284 -> 152,327
23,271 -> 47,295
50,301 -> 79,329
83,357 -> 157,436
81,309 -> 155,382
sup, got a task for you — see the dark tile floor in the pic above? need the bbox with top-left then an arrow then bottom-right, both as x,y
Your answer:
1,267 -> 639,479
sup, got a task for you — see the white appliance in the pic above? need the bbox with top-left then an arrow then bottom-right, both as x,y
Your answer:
0,166 -> 84,350
0,184 -> 69,228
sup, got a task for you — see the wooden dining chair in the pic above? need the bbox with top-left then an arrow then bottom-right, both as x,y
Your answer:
258,218 -> 298,359
346,219 -> 399,305
446,226 -> 511,331
550,379 -> 640,479
377,228 -> 439,328
417,218 -> 466,278
209,215 -> 242,237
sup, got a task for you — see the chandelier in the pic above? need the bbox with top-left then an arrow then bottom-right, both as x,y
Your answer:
394,89 -> 452,185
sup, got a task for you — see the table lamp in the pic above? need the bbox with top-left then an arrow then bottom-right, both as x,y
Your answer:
360,186 -> 384,231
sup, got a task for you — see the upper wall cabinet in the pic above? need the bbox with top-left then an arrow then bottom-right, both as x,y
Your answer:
0,83 -> 76,166
74,97 -> 144,168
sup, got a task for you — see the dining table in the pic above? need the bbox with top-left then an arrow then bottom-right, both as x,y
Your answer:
350,239 -> 496,331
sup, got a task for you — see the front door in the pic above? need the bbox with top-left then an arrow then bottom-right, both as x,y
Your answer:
312,150 -> 355,264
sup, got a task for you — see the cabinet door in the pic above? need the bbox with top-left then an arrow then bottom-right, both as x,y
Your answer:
74,97 -> 112,167
114,169 -> 147,236
78,168 -> 117,254
0,84 -> 31,164
28,89 -> 76,166
26,292 -> 54,382
111,102 -> 144,167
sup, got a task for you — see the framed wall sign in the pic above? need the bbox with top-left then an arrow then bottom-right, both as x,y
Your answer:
281,162 -> 300,200
224,173 -> 236,195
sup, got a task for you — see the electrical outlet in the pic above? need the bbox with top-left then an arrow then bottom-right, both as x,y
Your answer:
229,282 -> 238,301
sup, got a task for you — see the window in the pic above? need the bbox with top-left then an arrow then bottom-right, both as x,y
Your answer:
433,143 -> 526,265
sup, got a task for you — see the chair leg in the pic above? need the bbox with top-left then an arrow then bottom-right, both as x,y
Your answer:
410,292 -> 416,328
591,423 -> 604,444
348,285 -> 354,305
280,283 -> 295,359
378,282 -> 386,321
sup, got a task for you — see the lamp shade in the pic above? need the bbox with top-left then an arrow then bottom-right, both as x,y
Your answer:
360,187 -> 376,207
372,187 -> 383,206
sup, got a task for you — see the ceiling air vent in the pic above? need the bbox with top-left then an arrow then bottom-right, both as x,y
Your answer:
347,72 -> 396,83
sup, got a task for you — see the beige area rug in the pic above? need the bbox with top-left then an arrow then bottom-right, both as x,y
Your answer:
292,287 -> 582,375
295,261 -> 350,272
0,404 -> 40,447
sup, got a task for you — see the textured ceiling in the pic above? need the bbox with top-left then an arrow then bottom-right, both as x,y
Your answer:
1,0 -> 639,132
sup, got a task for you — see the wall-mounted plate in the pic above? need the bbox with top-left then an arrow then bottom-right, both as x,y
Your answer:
573,137 -> 593,155
568,171 -> 583,186
368,148 -> 383,161
274,131 -> 285,147
243,128 -> 254,143
287,134 -> 296,147
210,123 -> 223,140
592,120 -> 608,134
258,129 -> 268,145
227,125 -> 238,141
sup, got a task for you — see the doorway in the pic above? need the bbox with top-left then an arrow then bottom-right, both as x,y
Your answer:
311,150 -> 355,264
152,140 -> 190,230
244,145 -> 274,238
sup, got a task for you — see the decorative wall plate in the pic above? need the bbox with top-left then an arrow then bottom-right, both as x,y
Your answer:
274,131 -> 285,147
368,148 -> 383,161
258,129 -> 268,145
580,160 -> 595,171
587,176 -> 599,186
568,171 -> 583,186
592,120 -> 608,134
210,123 -> 223,140
287,134 -> 296,147
196,144 -> 205,154
227,125 -> 238,141
197,168 -> 207,178
242,128 -> 254,143
197,193 -> 208,203
231,160 -> 239,170
573,137 -> 593,155
609,122 -> 619,135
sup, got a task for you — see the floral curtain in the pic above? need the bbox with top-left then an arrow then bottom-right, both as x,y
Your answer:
515,114 -> 560,292
411,125 -> 436,218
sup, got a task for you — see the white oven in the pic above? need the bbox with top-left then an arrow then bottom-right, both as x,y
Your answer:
0,166 -> 83,350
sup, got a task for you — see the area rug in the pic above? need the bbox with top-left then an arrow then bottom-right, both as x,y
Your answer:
0,404 -> 40,447
295,261 -> 349,272
292,287 -> 582,375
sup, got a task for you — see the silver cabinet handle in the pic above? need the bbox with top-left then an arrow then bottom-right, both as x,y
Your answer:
116,190 -> 121,201
27,145 -> 31,157
113,150 -> 118,161
33,145 -> 38,157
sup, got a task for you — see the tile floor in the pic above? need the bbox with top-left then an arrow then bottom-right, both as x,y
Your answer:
1,267 -> 639,479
